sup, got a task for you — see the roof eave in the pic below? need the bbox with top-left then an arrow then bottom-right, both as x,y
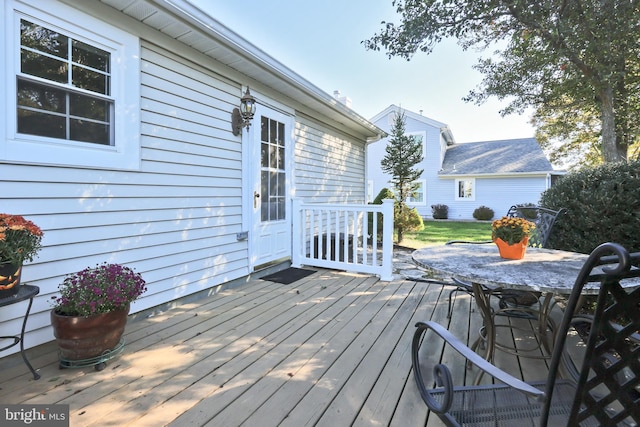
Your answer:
438,171 -> 566,178
144,0 -> 383,139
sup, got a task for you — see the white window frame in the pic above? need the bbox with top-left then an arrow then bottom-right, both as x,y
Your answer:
455,178 -> 475,201
2,0 -> 141,170
408,130 -> 427,161
407,179 -> 426,205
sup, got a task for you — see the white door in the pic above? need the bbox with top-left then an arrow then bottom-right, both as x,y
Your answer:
250,105 -> 292,268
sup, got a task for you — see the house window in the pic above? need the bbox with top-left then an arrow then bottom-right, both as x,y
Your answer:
407,180 -> 426,205
408,131 -> 426,161
455,178 -> 475,201
3,0 -> 140,169
18,20 -> 113,145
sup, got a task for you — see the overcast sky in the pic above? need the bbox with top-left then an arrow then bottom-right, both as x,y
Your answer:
188,0 -> 536,143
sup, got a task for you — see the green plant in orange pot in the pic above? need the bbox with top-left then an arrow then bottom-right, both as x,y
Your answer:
491,216 -> 536,259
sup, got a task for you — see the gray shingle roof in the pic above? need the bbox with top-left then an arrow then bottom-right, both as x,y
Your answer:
439,138 -> 555,175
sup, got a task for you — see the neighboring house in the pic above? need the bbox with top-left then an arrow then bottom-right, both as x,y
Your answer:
0,0 -> 384,356
367,105 -> 564,220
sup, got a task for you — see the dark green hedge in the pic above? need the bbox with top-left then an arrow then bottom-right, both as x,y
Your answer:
540,160 -> 640,253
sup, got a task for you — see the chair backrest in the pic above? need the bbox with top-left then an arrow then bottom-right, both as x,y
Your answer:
506,205 -> 566,248
542,242 -> 640,426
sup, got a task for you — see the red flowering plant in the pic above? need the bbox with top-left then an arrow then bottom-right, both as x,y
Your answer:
0,213 -> 43,265
52,263 -> 147,316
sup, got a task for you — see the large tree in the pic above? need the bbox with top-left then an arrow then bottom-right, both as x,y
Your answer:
365,0 -> 640,163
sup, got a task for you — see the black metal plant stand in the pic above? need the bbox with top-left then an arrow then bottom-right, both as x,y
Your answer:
0,284 -> 40,380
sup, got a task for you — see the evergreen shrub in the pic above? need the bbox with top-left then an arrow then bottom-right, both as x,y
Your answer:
540,160 -> 640,253
369,188 -> 395,238
431,204 -> 448,219
473,206 -> 494,220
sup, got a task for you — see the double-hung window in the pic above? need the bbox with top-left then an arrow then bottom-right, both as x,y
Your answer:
4,0 -> 140,169
455,178 -> 475,201
407,179 -> 426,205
18,19 -> 113,145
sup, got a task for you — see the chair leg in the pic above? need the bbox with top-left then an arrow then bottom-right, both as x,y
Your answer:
447,288 -> 458,318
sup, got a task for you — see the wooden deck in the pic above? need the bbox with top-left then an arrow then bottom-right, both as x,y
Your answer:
0,268 -> 560,426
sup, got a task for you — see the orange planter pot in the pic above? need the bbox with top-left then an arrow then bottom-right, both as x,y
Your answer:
494,236 -> 529,260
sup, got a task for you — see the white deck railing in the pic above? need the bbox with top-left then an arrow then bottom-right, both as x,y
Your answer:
291,199 -> 394,281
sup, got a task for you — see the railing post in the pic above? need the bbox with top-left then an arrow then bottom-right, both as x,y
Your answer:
292,198 -> 302,268
380,199 -> 394,281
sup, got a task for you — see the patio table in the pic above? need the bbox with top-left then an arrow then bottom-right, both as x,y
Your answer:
412,243 -> 640,361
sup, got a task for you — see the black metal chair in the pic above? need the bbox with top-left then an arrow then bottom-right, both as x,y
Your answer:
412,242 -> 640,427
446,205 -> 567,318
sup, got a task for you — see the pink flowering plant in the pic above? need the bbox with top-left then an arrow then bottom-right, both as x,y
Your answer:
52,263 -> 147,316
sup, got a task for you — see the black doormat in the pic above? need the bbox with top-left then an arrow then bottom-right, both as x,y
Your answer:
261,267 -> 316,285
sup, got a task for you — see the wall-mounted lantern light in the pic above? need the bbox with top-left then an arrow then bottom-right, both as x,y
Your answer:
231,86 -> 257,136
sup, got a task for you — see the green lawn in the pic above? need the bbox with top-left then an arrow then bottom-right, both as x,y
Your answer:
400,220 -> 493,249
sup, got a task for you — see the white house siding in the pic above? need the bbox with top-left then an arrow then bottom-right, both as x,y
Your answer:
0,0 -> 384,358
437,176 -> 549,220
294,114 -> 367,203
0,35 -> 252,357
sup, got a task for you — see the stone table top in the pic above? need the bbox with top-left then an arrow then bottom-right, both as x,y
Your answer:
412,243 -> 603,295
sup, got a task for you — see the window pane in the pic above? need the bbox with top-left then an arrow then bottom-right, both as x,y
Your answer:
270,171 -> 278,196
277,122 -> 285,146
270,119 -> 277,144
18,109 -> 65,139
277,146 -> 284,170
18,79 -> 66,112
269,144 -> 278,169
72,40 -> 109,72
261,116 -> 269,142
20,20 -> 68,59
70,119 -> 110,145
70,93 -> 109,121
261,171 -> 269,221
21,49 -> 68,83
276,198 -> 285,220
72,65 -> 109,94
277,172 -> 285,196
261,142 -> 269,167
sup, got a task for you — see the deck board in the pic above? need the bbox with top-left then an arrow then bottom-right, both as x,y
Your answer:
0,268 -> 566,426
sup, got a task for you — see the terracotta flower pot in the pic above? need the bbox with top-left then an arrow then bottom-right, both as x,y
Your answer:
494,236 -> 529,260
50,304 -> 129,361
0,262 -> 22,298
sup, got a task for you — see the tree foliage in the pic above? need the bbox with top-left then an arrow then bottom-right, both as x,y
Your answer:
365,0 -> 640,164
381,110 -> 424,202
380,110 -> 424,242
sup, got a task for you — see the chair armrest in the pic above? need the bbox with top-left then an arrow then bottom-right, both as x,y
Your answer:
413,321 -> 544,398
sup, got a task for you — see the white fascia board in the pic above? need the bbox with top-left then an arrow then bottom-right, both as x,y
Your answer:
438,171 -> 565,178
150,0 -> 383,138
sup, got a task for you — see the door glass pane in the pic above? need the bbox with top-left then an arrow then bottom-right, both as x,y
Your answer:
260,116 -> 286,222
261,171 -> 269,221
